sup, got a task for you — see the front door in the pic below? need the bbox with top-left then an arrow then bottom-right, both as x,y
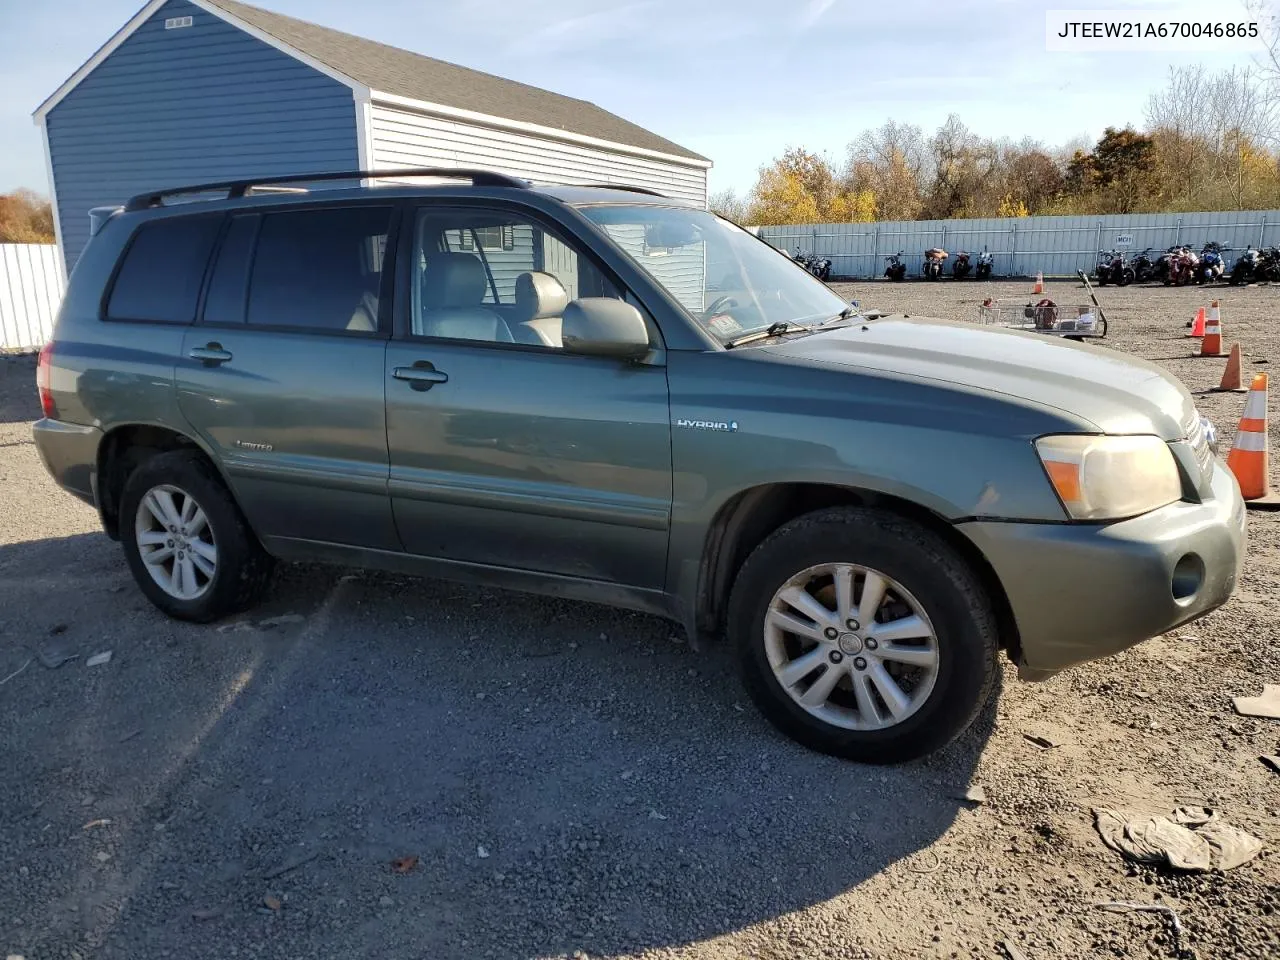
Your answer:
176,203 -> 399,551
384,204 -> 672,589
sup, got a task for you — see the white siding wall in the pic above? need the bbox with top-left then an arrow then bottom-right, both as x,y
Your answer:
601,225 -> 706,312
369,104 -> 708,206
1,244 -> 65,351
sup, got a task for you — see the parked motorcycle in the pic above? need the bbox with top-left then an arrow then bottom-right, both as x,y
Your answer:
952,251 -> 972,279
975,250 -> 994,280
1165,246 -> 1200,286
1153,245 -> 1187,284
884,251 -> 907,282
1094,249 -> 1134,286
789,250 -> 832,280
1130,248 -> 1158,283
1231,246 -> 1263,284
1258,246 -> 1280,282
1198,242 -> 1226,284
923,247 -> 948,280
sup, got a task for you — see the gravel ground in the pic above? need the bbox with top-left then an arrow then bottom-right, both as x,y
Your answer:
1,280 -> 1278,960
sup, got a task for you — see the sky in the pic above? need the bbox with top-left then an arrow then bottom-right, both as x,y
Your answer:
0,0 -> 1265,199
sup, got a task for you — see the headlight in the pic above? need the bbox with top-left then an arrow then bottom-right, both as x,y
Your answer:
1035,435 -> 1182,520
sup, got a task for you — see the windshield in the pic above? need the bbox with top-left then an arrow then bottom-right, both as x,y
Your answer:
578,204 -> 850,343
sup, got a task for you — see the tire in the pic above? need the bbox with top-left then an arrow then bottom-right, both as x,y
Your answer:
1119,269 -> 1134,286
120,450 -> 275,622
727,507 -> 999,763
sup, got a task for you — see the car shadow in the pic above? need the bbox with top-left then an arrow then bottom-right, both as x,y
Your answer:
1,352 -> 40,427
0,533 -> 997,959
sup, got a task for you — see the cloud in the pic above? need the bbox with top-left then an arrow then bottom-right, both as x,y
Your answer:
797,0 -> 837,32
507,2 -> 660,56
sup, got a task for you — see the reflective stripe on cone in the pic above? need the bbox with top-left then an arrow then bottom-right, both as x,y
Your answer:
1226,372 -> 1280,510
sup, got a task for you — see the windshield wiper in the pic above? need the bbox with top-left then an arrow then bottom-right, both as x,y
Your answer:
815,305 -> 860,328
723,321 -> 806,349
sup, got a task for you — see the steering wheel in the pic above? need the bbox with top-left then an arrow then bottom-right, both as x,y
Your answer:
704,295 -> 739,318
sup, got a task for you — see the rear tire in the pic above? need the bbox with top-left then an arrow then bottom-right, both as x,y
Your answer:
728,507 -> 999,763
120,450 -> 274,622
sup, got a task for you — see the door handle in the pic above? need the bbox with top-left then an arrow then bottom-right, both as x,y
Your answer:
392,362 -> 449,391
189,343 -> 233,365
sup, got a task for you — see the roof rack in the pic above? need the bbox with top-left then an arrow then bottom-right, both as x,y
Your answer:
572,183 -> 668,198
124,168 -> 531,212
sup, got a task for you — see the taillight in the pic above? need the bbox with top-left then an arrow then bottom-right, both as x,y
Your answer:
36,341 -> 56,419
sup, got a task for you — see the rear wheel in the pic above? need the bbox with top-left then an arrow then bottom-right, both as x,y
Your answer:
728,508 -> 999,763
120,451 -> 274,622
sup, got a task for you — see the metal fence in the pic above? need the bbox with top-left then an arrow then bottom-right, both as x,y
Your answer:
0,244 -> 64,351
758,209 -> 1280,280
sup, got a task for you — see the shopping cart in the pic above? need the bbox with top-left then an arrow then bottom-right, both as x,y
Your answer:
975,272 -> 1109,341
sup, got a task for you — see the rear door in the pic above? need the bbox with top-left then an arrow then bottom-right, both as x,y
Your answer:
383,202 -> 673,589
175,203 -> 399,551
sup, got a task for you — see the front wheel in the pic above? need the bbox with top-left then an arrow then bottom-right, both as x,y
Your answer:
728,508 -> 999,763
120,450 -> 275,622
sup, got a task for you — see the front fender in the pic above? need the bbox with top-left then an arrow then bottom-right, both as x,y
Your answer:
662,348 -> 1077,626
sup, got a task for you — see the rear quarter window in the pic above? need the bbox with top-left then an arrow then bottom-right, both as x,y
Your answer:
105,216 -> 221,323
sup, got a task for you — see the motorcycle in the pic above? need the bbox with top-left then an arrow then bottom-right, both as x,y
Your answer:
1130,248 -> 1158,283
1094,249 -> 1134,286
884,251 -> 907,282
952,251 -> 972,280
1153,245 -> 1187,284
975,250 -> 993,280
791,250 -> 832,281
1231,246 -> 1263,284
1198,242 -> 1226,284
923,247 -> 948,281
1165,246 -> 1200,286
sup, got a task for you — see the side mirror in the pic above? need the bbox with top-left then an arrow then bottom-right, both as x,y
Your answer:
561,298 -> 651,360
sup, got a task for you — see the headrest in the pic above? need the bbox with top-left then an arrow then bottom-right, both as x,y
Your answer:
422,253 -> 488,308
516,271 -> 569,320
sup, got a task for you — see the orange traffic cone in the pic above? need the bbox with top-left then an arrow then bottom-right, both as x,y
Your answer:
1227,373 -> 1280,509
1212,344 -> 1248,393
1032,272 -> 1044,294
1197,301 -> 1223,357
1186,306 -> 1206,337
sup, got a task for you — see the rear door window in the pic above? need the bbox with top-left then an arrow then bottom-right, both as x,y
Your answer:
105,215 -> 220,323
245,206 -> 392,332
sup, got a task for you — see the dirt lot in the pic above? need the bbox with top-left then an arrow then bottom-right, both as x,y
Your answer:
1,280 -> 1278,960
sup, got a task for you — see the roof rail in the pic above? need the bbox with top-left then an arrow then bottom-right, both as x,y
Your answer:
123,168 -> 531,211
572,183 -> 668,198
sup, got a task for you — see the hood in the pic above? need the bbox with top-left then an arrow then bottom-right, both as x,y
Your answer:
763,316 -> 1195,440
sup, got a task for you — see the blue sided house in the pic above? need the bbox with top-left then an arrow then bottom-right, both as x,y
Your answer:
34,0 -> 711,269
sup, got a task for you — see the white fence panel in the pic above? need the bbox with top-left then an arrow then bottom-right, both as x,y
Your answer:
0,244 -> 65,351
758,210 -> 1280,279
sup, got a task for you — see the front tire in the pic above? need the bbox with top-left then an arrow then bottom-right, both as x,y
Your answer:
728,508 -> 999,763
120,450 -> 275,622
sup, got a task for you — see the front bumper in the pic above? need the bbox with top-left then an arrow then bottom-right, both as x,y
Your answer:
31,418 -> 102,508
959,460 -> 1246,679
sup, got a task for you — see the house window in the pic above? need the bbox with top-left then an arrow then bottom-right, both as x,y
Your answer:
457,225 -> 515,251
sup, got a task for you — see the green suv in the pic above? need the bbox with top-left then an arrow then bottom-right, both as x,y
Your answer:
33,168 -> 1246,762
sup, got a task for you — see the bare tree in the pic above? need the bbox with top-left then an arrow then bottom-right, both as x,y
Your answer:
709,187 -> 751,223
845,120 -> 927,221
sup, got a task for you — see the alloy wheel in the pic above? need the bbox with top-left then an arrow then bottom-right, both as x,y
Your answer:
764,563 -> 940,731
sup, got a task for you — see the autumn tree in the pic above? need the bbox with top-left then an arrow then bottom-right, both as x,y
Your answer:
0,190 -> 55,244
729,65 -> 1280,225
744,149 -> 876,224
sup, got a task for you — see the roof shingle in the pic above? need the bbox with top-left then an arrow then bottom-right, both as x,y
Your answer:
204,0 -> 709,163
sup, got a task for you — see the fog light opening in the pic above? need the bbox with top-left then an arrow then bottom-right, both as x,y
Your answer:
1171,553 -> 1205,602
